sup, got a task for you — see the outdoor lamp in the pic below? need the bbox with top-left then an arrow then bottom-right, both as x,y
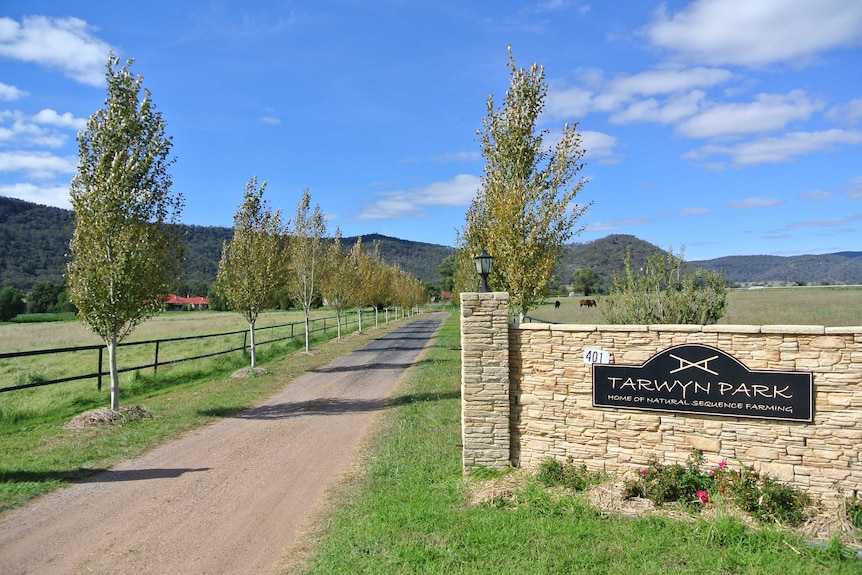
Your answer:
475,251 -> 493,293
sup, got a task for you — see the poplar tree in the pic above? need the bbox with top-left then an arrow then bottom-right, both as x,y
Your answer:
320,228 -> 358,340
215,176 -> 286,368
67,55 -> 183,411
285,189 -> 327,353
457,46 -> 590,321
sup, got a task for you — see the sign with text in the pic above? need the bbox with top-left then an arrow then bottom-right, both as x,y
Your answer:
592,343 -> 813,422
583,348 -> 610,365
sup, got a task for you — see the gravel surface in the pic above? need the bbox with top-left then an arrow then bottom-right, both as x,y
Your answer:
0,313 -> 446,575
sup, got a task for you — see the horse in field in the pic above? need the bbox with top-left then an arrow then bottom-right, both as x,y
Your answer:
579,299 -> 597,308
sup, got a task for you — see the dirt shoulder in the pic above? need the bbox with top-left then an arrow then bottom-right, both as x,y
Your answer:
0,313 -> 447,575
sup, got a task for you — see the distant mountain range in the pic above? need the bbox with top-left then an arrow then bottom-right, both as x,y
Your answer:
556,234 -> 862,288
1,196 -> 859,291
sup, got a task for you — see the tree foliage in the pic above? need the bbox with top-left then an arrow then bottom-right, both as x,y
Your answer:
66,55 -> 183,410
285,189 -> 328,352
0,286 -> 26,321
215,176 -> 286,368
457,46 -> 590,320
572,268 -> 600,296
320,228 -> 360,339
602,247 -> 728,325
436,254 -> 457,293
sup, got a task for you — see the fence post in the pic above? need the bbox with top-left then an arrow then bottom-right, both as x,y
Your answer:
154,340 -> 160,376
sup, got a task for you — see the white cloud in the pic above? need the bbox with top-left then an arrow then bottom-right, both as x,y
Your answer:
0,150 -> 77,179
585,217 -> 652,232
685,129 -> 862,166
826,98 -> 862,125
607,67 -> 731,98
646,0 -> 862,67
0,16 -> 114,86
0,81 -> 26,101
725,197 -> 783,209
611,90 -> 705,125
798,190 -> 833,201
580,130 -> 619,164
260,115 -> 281,125
786,213 -> 862,229
846,176 -> 862,199
547,67 -> 730,121
32,108 -> 87,130
679,207 -> 708,216
0,110 -> 79,148
546,85 -> 594,119
430,151 -> 481,163
0,182 -> 70,208
676,90 -> 824,139
355,174 -> 480,221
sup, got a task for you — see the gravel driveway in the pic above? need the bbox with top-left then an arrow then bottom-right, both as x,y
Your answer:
0,313 -> 447,575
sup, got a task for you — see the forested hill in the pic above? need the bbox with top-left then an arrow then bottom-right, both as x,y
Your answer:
0,196 -> 74,288
2,196 -> 859,291
0,196 -> 453,291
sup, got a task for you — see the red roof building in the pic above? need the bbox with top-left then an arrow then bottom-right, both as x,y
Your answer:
164,294 -> 210,310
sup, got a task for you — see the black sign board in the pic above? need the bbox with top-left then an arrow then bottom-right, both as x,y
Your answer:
592,344 -> 813,422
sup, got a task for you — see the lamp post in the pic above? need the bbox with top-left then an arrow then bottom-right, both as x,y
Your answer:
475,251 -> 493,293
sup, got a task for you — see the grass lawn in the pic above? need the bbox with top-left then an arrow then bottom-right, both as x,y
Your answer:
295,312 -> 862,575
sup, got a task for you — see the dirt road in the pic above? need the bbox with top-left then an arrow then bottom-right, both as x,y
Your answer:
0,313 -> 447,575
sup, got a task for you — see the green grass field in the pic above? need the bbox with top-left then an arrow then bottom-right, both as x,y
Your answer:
531,286 -> 862,326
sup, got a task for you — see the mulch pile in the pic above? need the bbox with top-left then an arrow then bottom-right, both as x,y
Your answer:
64,405 -> 154,429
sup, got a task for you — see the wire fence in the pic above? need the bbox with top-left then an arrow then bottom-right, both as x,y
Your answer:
0,308 -> 407,394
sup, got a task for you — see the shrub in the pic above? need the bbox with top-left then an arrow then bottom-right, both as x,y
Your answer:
625,451 -> 810,525
841,491 -> 862,530
536,458 -> 605,491
602,247 -> 727,324
713,463 -> 810,526
624,451 -> 712,510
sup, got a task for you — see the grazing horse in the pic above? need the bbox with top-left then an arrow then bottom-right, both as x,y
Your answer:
554,300 -> 561,309
580,299 -> 597,308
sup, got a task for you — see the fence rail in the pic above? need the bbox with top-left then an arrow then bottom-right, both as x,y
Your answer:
0,308 -> 401,394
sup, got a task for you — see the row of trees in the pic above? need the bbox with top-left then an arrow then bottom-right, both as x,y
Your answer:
215,179 -> 426,367
64,56 -> 425,410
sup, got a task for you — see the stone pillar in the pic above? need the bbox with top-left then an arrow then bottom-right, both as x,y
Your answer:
460,292 -> 510,471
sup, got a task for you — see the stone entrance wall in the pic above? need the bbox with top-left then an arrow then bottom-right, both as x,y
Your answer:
460,292 -> 862,505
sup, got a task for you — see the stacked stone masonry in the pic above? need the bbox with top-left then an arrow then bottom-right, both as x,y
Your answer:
460,292 -> 862,507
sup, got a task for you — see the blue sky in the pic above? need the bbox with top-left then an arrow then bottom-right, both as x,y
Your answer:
1,1 -> 861,260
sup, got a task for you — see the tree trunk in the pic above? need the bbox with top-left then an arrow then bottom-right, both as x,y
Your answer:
304,311 -> 310,353
249,320 -> 257,368
107,334 -> 120,411
357,308 -> 362,333
336,310 -> 342,340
